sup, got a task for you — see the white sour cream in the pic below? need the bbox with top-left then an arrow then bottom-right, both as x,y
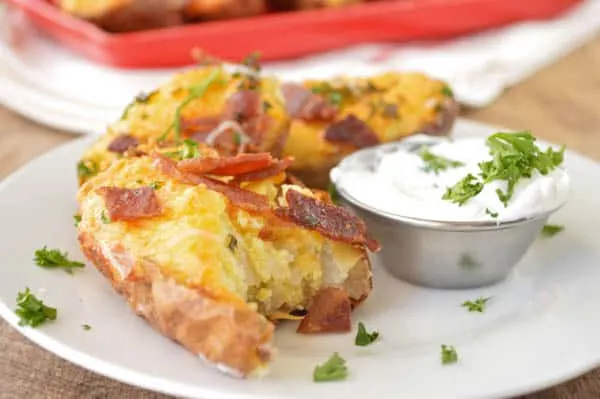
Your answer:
337,136 -> 569,222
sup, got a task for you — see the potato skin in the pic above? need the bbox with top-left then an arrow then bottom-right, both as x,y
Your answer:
78,231 -> 274,376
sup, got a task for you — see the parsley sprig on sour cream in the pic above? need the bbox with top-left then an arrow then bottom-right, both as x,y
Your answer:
444,131 -> 565,207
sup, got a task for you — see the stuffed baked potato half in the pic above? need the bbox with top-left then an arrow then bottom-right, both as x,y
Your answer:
78,65 -> 456,188
78,64 -> 289,186
76,144 -> 377,376
281,72 -> 458,187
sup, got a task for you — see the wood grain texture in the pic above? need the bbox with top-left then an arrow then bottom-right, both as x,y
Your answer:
0,35 -> 599,399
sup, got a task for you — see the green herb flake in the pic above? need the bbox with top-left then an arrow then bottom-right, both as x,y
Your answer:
180,139 -> 201,160
34,246 -> 84,274
327,183 -> 341,205
328,92 -> 343,106
262,100 -> 272,112
160,69 -> 221,141
442,131 -> 565,208
441,345 -> 458,365
226,234 -> 238,252
441,85 -> 454,97
149,181 -> 163,190
442,174 -> 483,206
461,296 -> 491,313
233,131 -> 243,146
73,215 -> 82,227
485,208 -> 499,218
419,146 -> 464,175
479,131 -> 565,207
541,224 -> 564,238
355,322 -> 379,346
15,288 -> 57,327
82,324 -> 92,331
313,353 -> 348,382
241,51 -> 262,72
77,160 -> 98,178
101,211 -> 111,224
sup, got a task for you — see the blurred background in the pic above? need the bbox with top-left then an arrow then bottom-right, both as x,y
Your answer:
0,0 -> 598,135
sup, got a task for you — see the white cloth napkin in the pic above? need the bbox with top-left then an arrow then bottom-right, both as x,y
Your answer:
0,0 -> 599,134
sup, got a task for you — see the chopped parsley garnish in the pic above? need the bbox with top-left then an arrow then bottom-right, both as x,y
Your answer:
328,92 -> 343,106
355,322 -> 379,346
480,132 -> 565,207
310,82 -> 350,106
419,147 -> 464,175
180,139 -> 201,160
73,215 -> 82,227
149,181 -> 163,190
441,85 -> 454,97
166,139 -> 201,161
441,345 -> 458,365
241,51 -> 262,72
541,224 -> 564,238
226,234 -> 238,252
443,131 -> 565,207
442,174 -> 483,206
15,288 -> 57,327
34,246 -> 84,273
328,183 -> 341,205
485,208 -> 498,218
461,296 -> 491,313
313,353 -> 348,382
262,100 -> 272,112
233,131 -> 243,146
77,160 -> 98,178
160,69 -> 221,141
120,90 -> 155,120
101,211 -> 111,224
82,324 -> 92,331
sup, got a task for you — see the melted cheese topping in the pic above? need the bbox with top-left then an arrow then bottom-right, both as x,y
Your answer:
77,156 -> 363,315
283,72 -> 450,170
80,66 -> 288,184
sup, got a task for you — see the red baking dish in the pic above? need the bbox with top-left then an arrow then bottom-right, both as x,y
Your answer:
4,0 -> 582,69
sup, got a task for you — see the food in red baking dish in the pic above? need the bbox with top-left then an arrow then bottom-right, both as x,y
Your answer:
51,0 -> 391,32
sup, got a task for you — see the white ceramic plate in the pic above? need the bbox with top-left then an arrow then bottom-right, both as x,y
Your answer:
1,119 -> 599,399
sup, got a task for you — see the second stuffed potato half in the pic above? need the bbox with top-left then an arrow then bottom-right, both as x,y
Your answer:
78,63 -> 457,187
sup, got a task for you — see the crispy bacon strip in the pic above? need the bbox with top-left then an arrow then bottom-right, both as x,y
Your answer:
177,153 -> 274,176
276,189 -> 380,252
232,157 -> 294,182
223,90 -> 261,121
297,287 -> 352,334
107,134 -> 139,154
324,114 -> 380,148
180,116 -> 222,138
97,186 -> 162,222
152,153 -> 270,213
281,83 -> 337,121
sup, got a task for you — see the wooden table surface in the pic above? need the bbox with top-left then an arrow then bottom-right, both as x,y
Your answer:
0,36 -> 599,399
